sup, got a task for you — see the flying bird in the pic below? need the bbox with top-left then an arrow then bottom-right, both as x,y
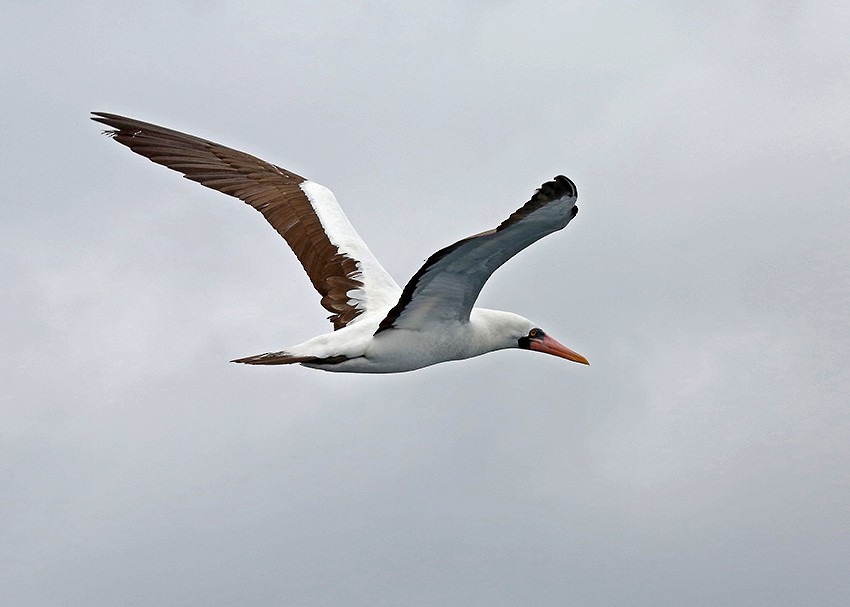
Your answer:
92,112 -> 589,373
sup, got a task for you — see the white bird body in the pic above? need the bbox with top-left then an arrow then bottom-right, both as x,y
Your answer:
92,112 -> 590,373
295,309 -> 534,373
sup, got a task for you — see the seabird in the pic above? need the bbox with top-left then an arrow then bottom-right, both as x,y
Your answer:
92,112 -> 589,373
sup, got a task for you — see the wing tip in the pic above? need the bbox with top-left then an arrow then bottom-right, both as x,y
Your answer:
90,111 -> 119,136
539,175 -> 577,201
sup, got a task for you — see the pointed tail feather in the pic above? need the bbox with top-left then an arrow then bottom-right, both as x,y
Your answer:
231,352 -> 316,365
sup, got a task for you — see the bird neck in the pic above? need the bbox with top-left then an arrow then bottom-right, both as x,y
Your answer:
467,308 -> 529,355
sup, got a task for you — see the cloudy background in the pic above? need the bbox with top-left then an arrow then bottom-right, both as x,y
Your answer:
3,1 -> 849,605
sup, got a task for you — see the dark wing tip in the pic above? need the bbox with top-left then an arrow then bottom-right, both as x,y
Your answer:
90,111 -> 124,126
90,112 -> 155,141
495,174 -> 579,233
535,175 -> 577,202
91,112 -> 120,136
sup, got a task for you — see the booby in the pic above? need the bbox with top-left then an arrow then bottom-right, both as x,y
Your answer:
92,112 -> 589,373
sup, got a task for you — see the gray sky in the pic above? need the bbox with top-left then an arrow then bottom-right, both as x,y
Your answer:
3,1 -> 849,605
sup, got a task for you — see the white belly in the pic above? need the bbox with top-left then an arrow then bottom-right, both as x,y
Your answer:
302,324 -> 478,373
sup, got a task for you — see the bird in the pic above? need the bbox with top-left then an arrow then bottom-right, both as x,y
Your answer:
91,112 -> 589,373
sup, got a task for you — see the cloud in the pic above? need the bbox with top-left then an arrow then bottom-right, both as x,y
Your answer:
2,2 -> 849,605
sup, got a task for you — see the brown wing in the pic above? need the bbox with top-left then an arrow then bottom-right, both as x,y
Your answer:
92,112 -> 399,329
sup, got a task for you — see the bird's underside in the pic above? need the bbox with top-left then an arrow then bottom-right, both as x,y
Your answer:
92,112 -> 588,373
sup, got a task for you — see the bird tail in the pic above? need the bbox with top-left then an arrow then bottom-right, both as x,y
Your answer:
230,351 -> 315,365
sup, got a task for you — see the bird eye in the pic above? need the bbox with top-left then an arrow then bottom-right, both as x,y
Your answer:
529,328 -> 540,338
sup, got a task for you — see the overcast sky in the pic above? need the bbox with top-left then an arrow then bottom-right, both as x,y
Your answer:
2,2 -> 849,605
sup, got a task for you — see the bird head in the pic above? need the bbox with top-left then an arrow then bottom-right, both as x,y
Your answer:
517,325 -> 589,365
474,309 -> 589,365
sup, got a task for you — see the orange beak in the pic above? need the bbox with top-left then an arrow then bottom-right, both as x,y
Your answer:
530,334 -> 590,365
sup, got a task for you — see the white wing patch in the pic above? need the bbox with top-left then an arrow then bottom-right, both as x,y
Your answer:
300,181 -> 401,320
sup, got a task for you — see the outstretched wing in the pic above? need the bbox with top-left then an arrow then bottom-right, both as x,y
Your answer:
376,175 -> 578,333
92,112 -> 401,329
